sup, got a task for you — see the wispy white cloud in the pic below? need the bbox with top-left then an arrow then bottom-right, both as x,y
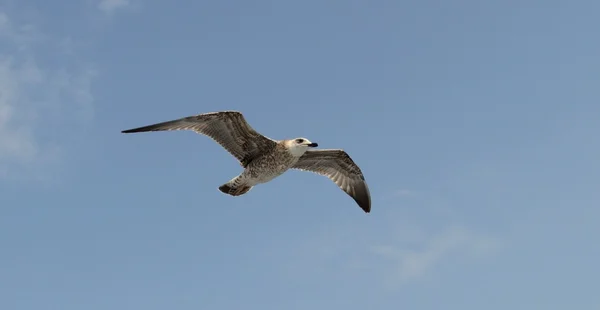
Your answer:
277,204 -> 501,288
98,0 -> 130,15
0,10 -> 95,179
0,57 -> 40,164
370,226 -> 501,285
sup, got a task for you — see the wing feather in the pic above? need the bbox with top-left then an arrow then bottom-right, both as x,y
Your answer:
121,111 -> 276,167
292,149 -> 371,213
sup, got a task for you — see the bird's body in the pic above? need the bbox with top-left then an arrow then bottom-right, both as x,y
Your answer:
121,111 -> 372,213
220,142 -> 299,196
244,142 -> 298,183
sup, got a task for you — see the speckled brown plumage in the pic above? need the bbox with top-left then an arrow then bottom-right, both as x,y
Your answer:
121,111 -> 275,168
122,110 -> 372,213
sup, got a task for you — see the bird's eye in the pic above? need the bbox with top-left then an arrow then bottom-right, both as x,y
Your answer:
295,139 -> 304,144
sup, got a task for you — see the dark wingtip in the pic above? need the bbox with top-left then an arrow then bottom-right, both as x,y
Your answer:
350,192 -> 371,213
359,200 -> 371,213
121,128 -> 139,133
121,119 -> 182,134
356,182 -> 371,213
121,126 -> 151,133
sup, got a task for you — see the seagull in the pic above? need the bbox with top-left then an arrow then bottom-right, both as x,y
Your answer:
121,111 -> 371,213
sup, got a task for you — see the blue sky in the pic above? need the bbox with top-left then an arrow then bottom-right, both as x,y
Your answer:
1,0 -> 599,309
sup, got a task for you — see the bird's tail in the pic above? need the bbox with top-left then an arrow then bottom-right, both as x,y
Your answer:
218,178 -> 253,196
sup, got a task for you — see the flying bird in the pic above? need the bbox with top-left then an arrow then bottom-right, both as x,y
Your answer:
121,111 -> 371,213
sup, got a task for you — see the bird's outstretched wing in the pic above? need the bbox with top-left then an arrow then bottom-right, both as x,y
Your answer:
292,149 -> 371,213
122,111 -> 276,167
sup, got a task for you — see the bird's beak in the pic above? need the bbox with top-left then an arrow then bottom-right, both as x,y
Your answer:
307,142 -> 318,147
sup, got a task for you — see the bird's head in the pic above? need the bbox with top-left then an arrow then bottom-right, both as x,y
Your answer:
285,137 -> 318,157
